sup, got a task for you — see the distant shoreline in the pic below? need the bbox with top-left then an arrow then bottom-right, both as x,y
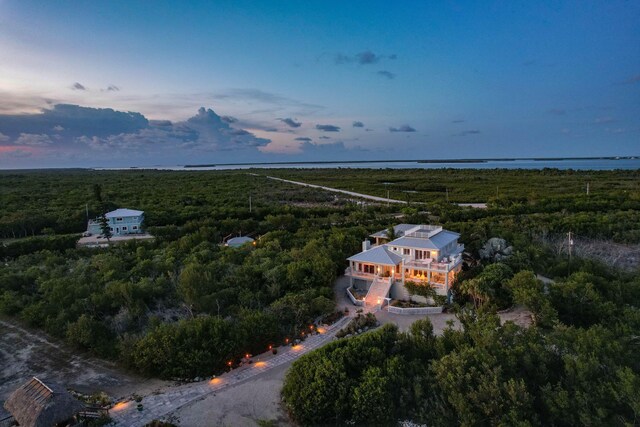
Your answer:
183,156 -> 638,168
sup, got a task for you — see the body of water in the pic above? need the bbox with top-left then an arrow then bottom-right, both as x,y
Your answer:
101,158 -> 640,171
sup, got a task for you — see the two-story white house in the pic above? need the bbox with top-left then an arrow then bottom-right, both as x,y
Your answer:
346,224 -> 464,307
87,208 -> 144,237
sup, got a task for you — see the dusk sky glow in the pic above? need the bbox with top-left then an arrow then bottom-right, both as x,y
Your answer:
0,0 -> 638,168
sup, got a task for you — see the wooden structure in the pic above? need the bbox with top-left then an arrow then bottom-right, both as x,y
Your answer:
3,377 -> 84,427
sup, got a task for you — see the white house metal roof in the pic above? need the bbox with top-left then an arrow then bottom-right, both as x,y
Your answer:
347,245 -> 404,266
389,230 -> 459,251
227,236 -> 255,246
369,223 -> 419,239
105,208 -> 144,218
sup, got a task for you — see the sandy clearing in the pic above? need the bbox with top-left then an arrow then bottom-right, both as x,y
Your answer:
0,318 -> 167,402
171,362 -> 292,427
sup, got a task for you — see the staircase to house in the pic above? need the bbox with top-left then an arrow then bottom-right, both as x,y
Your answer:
363,276 -> 393,312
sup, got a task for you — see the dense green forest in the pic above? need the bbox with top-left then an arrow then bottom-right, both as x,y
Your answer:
1,168 -> 639,421
282,237 -> 640,425
0,170 -> 376,378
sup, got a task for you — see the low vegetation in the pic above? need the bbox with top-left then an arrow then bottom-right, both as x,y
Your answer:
1,168 -> 638,424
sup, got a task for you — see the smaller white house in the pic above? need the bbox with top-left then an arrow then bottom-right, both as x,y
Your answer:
226,236 -> 255,248
87,208 -> 144,236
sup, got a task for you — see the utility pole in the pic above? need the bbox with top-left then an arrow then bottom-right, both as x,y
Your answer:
586,182 -> 590,196
85,203 -> 89,222
249,194 -> 252,213
387,189 -> 390,207
446,188 -> 449,203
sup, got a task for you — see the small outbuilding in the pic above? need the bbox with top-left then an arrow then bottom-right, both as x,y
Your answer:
3,377 -> 84,427
225,236 -> 255,248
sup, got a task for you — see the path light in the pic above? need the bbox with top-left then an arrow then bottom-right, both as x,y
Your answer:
309,325 -> 314,330
268,344 -> 273,350
227,360 -> 233,367
285,338 -> 289,344
245,353 -> 251,359
112,401 -> 130,412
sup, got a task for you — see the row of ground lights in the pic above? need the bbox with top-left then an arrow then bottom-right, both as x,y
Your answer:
226,324 -> 318,369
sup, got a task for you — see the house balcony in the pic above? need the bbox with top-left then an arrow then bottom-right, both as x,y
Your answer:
344,267 -> 399,283
403,253 -> 463,272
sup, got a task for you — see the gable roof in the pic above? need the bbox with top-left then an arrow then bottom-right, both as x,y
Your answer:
106,208 -> 144,218
4,377 -> 84,427
347,245 -> 403,266
389,230 -> 460,251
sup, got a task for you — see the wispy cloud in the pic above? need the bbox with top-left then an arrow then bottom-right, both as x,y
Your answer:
453,129 -> 481,136
316,124 -> 341,132
333,50 -> 397,66
352,121 -> 364,128
389,125 -> 416,132
594,116 -> 616,124
376,70 -> 396,79
71,82 -> 86,91
15,133 -> 54,146
617,74 -> 640,85
278,117 -> 302,128
213,88 -> 323,114
294,137 -> 312,142
105,85 -> 119,92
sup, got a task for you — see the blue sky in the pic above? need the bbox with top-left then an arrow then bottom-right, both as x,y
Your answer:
0,0 -> 638,167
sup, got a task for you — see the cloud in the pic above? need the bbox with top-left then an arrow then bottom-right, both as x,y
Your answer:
319,135 -> 332,139
453,130 -> 481,136
221,115 -> 238,123
213,89 -> 323,115
594,116 -> 616,124
106,85 -> 120,92
0,104 -> 149,140
53,125 -> 64,131
0,132 -> 9,143
278,117 -> 302,128
389,125 -> 416,132
71,82 -> 86,91
352,121 -> 364,128
0,104 -> 270,164
316,124 -> 341,132
333,51 -> 396,66
451,119 -> 466,123
357,50 -> 380,64
15,133 -> 54,146
294,137 -> 312,142
334,53 -> 352,65
376,70 -> 396,79
618,74 -> 640,85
